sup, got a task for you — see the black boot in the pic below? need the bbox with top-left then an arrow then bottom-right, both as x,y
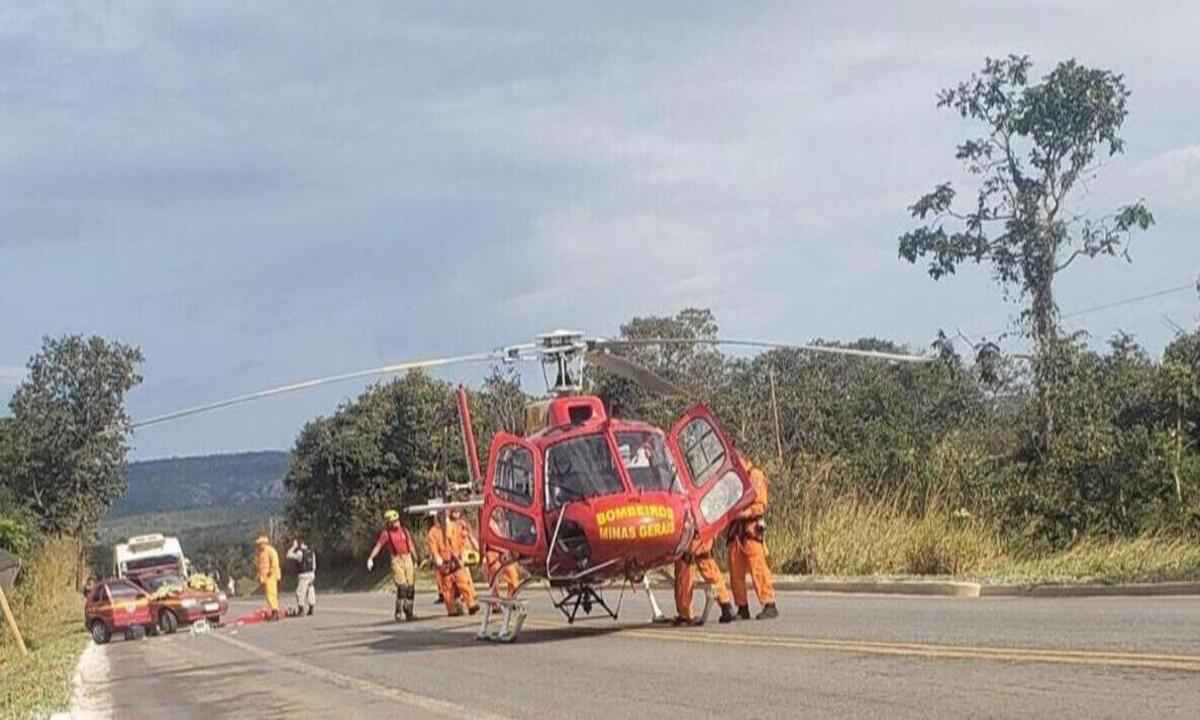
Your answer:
307,605 -> 314,616
402,585 -> 416,621
394,591 -> 405,621
736,605 -> 751,620
718,603 -> 736,624
756,603 -> 779,620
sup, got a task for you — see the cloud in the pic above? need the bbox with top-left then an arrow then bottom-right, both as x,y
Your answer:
3,1 -> 1198,457
1135,145 -> 1200,211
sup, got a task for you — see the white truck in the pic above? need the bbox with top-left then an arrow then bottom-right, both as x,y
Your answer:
113,533 -> 190,582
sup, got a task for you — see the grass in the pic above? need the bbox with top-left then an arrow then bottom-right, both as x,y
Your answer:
0,538 -> 88,720
767,472 -> 1007,578
987,534 -> 1200,585
764,462 -> 1200,585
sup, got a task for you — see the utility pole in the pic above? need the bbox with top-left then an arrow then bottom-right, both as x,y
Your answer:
768,366 -> 785,469
0,585 -> 27,656
1175,388 -> 1185,505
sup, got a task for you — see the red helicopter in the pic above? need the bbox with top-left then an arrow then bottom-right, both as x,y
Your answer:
134,329 -> 928,641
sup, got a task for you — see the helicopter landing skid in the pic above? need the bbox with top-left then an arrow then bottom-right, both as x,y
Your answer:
476,597 -> 528,643
554,584 -> 619,624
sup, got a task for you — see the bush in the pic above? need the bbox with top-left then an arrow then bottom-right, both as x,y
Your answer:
0,515 -> 33,557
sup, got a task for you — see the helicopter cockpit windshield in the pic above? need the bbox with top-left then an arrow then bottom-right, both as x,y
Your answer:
616,430 -> 683,494
545,434 -> 623,508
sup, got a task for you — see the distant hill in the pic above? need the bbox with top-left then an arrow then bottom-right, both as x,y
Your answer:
111,451 -> 290,517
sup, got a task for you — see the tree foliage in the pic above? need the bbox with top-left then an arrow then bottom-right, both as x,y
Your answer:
897,55 -> 1154,453
5,335 -> 144,538
278,307 -> 1200,552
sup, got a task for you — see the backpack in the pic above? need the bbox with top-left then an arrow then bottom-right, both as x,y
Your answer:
300,547 -> 316,574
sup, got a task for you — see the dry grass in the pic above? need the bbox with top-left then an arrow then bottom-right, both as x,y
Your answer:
764,459 -> 1200,585
991,534 -> 1200,585
1,538 -> 88,720
769,487 -> 1007,577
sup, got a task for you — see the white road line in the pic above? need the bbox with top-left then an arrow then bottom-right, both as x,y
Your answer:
58,640 -> 111,720
209,631 -> 513,720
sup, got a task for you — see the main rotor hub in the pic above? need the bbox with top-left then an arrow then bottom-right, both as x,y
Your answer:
536,330 -> 588,395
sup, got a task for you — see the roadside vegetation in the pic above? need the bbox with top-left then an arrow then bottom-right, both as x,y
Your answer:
1,336 -> 143,718
0,538 -> 88,720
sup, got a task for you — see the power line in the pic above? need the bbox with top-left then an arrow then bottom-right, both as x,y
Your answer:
1059,281 -> 1197,321
957,275 -> 1198,346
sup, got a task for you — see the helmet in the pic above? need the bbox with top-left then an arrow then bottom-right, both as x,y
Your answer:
255,535 -> 270,545
384,509 -> 400,523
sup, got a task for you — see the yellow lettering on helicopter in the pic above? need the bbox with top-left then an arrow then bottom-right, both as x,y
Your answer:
598,525 -> 638,541
637,519 -> 675,539
595,504 -> 673,527
593,504 -> 676,542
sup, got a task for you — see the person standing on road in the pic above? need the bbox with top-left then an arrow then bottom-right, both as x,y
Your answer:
426,512 -> 480,616
674,535 -> 736,625
287,537 -> 317,616
727,453 -> 778,620
367,510 -> 417,622
255,535 -> 282,621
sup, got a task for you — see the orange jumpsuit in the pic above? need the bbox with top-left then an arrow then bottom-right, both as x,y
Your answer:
728,462 -> 776,607
674,536 -> 731,622
484,549 -> 521,599
255,543 -> 281,613
426,523 -> 477,614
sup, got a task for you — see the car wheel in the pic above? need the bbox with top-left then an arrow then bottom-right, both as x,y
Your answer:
158,609 -> 179,635
90,620 -> 111,645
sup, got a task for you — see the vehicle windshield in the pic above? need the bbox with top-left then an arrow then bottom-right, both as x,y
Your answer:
616,430 -> 683,493
139,574 -> 185,592
108,583 -> 142,599
545,434 -> 625,508
125,555 -> 180,572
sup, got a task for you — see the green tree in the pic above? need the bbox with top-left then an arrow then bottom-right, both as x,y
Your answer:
284,371 -> 465,554
591,307 -> 725,428
898,55 -> 1154,456
7,335 -> 144,583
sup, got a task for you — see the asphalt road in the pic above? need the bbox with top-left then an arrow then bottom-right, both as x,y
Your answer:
88,588 -> 1199,719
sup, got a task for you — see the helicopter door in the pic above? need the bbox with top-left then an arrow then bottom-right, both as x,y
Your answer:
480,435 -> 547,560
667,404 -> 754,544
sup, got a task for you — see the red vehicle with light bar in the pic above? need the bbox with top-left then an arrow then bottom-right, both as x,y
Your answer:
135,572 -> 229,634
129,328 -> 929,642
84,578 -> 156,644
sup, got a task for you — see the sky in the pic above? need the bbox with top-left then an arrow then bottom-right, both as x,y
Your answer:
2,1 -> 1198,460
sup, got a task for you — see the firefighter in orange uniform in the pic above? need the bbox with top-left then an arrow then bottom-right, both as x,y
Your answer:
255,535 -> 281,621
673,535 -> 735,625
727,453 -> 778,620
484,548 -> 522,600
426,512 -> 480,616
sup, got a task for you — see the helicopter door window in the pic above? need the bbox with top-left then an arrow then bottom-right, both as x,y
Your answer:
678,418 -> 727,489
489,506 -> 537,546
616,431 -> 683,493
545,434 -> 624,509
494,445 -> 535,507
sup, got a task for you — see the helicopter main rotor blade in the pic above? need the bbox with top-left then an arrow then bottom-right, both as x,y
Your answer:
132,352 -> 500,429
594,337 -> 932,363
405,498 -> 485,514
584,350 -> 689,397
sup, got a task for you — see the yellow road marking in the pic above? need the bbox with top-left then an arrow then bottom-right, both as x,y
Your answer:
209,631 -> 514,720
320,603 -> 1200,673
601,626 -> 1200,673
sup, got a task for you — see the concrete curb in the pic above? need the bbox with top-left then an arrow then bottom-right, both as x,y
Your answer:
775,580 -> 983,597
979,581 -> 1200,598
